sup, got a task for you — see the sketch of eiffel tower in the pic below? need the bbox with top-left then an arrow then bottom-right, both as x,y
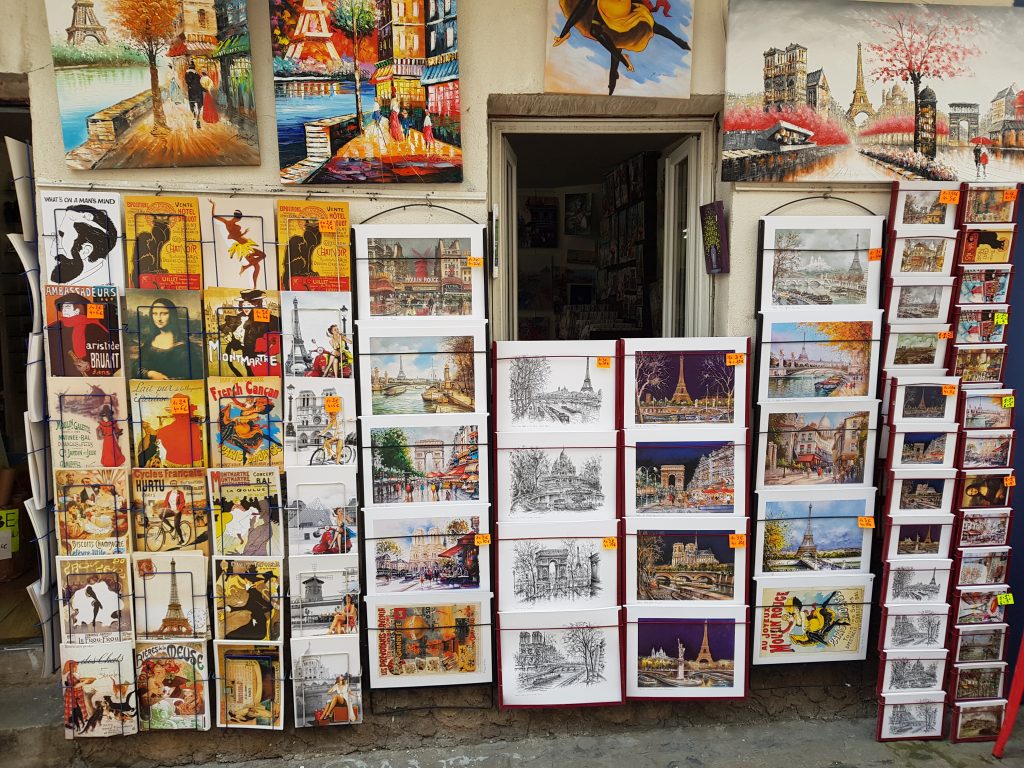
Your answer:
67,0 -> 109,46
156,559 -> 195,637
286,297 -> 311,373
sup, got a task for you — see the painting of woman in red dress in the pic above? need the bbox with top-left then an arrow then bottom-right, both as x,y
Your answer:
96,404 -> 125,467
200,72 -> 220,124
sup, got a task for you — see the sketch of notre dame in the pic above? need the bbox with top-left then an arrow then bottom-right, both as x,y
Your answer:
511,539 -> 601,605
509,448 -> 604,514
889,659 -> 939,690
888,703 -> 940,736
509,356 -> 602,425
889,614 -> 943,648
514,624 -> 607,691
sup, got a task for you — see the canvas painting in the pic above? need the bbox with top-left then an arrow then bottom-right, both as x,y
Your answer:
292,636 -> 362,727
956,307 -> 1009,345
136,641 -> 211,731
544,0 -> 693,98
55,468 -> 131,557
206,376 -> 284,468
883,559 -> 953,605
130,468 -> 210,554
44,284 -> 122,378
209,468 -> 283,557
40,190 -> 125,289
276,200 -> 351,290
125,289 -> 204,380
958,548 -> 1010,587
57,555 -> 133,644
724,0 -> 1024,183
270,0 -> 462,184
880,650 -> 947,695
214,641 -> 283,730
204,287 -> 282,378
878,692 -> 945,741
962,226 -> 1015,264
283,377 -> 357,467
888,233 -> 955,278
958,266 -> 1012,305
281,291 -> 353,378
47,378 -> 129,469
61,641 -> 138,739
132,552 -> 209,640
961,431 -> 1013,470
962,390 -> 1014,429
200,197 -> 278,290
124,196 -> 202,290
288,554 -> 360,637
129,380 -> 207,469
885,514 -> 954,562
880,605 -> 949,651
958,510 -> 1011,549
44,0 -> 260,170
285,465 -> 359,557
212,557 -> 283,641
954,625 -> 1006,664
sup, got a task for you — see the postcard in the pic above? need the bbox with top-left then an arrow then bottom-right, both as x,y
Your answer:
889,427 -> 958,469
500,607 -> 623,707
879,650 -> 947,695
883,560 -> 952,606
889,376 -> 959,424
200,197 -> 278,291
495,340 -> 618,431
952,699 -> 1007,743
752,574 -> 873,665
204,287 -> 282,378
886,277 -> 954,325
57,555 -> 133,644
884,514 -> 954,562
961,184 -> 1019,224
621,337 -> 748,427
55,468 -> 130,556
958,509 -> 1012,549
495,431 -> 618,523
61,641 -> 137,739
213,557 -> 283,642
40,190 -> 125,290
953,344 -> 1007,386
289,554 -> 361,638
758,216 -> 884,310
281,291 -> 353,378
124,196 -> 202,290
132,552 -> 208,641
209,468 -> 283,558
283,377 -> 357,467
961,389 -> 1015,429
890,184 -> 959,231
285,466 -> 358,557
953,625 -> 1007,664
129,380 -> 207,469
961,226 -> 1015,264
955,586 -> 1009,626
887,232 -> 956,277
136,641 -> 211,731
960,470 -> 1013,509
124,289 -> 204,380
886,469 -> 957,516
957,547 -> 1010,587
353,224 -> 487,323
213,641 -> 283,730
44,284 -> 122,377
365,595 -> 492,689
130,468 -> 210,555
878,691 -> 945,741
755,488 -> 875,575
207,376 -> 284,468
277,200 -> 351,292
292,635 -> 362,726
961,430 -> 1014,470
952,661 -> 1006,702
879,604 -> 949,652
957,265 -> 1012,305
955,306 -> 1009,345
882,325 -> 951,371
47,378 -> 129,469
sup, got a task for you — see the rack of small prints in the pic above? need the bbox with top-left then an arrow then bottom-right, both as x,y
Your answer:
753,214 -> 883,667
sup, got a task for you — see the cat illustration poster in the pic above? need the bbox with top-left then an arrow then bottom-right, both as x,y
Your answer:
54,468 -> 131,556
209,467 -> 283,558
132,552 -> 209,640
61,641 -> 138,738
281,291 -> 353,378
204,287 -> 282,378
124,196 -> 202,290
40,190 -> 125,290
130,468 -> 210,554
277,200 -> 351,292
129,380 -> 207,469
213,557 -> 283,642
200,197 -> 278,291
47,378 -> 129,469
44,284 -> 122,377
125,289 -> 204,380
136,641 -> 210,731
57,555 -> 133,644
207,376 -> 284,468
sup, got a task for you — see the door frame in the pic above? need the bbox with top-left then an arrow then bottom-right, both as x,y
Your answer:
487,117 -> 717,341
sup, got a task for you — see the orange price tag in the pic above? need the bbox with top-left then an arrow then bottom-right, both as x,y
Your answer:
602,536 -> 618,550
1004,475 -> 1016,487
725,353 -> 746,366
942,385 -> 957,397
318,218 -> 338,234
86,303 -> 105,319
323,396 -> 341,414
728,534 -> 746,549
170,396 -> 191,415
937,331 -> 953,340
474,534 -> 491,546
867,248 -> 883,262
938,189 -> 961,205
1003,188 -> 1019,203
596,356 -> 612,369
1002,395 -> 1016,409
252,308 -> 271,323
467,256 -> 484,268
857,516 -> 876,529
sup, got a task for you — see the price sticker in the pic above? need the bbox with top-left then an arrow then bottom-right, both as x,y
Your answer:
253,308 -> 271,323
474,534 -> 491,547
602,536 -> 618,550
318,218 -> 337,234
867,248 -> 883,262
596,356 -> 612,369
938,189 -> 961,205
467,256 -> 484,268
728,534 -> 747,549
941,385 -> 957,397
857,516 -> 876,529
170,396 -> 191,415
86,303 -> 105,319
725,353 -> 746,366
1004,475 -> 1016,487
994,312 -> 1009,326
1003,188 -> 1019,203
1002,395 -> 1016,409
997,593 -> 1015,606
937,331 -> 954,340
324,396 -> 341,414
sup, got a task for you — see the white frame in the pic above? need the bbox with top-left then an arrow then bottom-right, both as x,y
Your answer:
60,641 -> 140,738
888,229 -> 958,277
887,276 -> 955,325
880,649 -> 948,695
883,324 -> 952,371
891,182 -> 961,231
958,508 -> 1013,549
878,690 -> 946,741
952,699 -> 1008,742
961,430 -> 1014,470
954,624 -> 1007,664
884,513 -> 955,562
880,603 -> 950,652
213,640 -> 284,730
960,224 -> 1016,265
882,559 -> 953,606
955,304 -> 1010,345
954,585 -> 1010,627
889,376 -> 960,424
889,425 -> 959,470
957,546 -> 1011,587
957,264 -> 1013,305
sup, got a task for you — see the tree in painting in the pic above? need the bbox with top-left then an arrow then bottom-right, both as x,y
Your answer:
110,0 -> 178,132
331,0 -> 378,130
564,622 -> 606,684
634,352 -> 670,414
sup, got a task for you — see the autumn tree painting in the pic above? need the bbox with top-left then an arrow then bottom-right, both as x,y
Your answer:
331,0 -> 379,130
109,0 -> 177,132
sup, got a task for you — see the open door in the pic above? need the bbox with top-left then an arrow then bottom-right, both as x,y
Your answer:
490,135 -> 518,339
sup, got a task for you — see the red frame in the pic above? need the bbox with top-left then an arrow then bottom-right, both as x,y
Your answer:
955,507 -> 1014,550
957,224 -> 1018,266
881,514 -> 956,562
948,661 -> 1007,703
876,604 -> 952,654
953,304 -> 1011,345
955,263 -> 1015,307
951,624 -> 1008,664
955,429 -> 1016,472
876,648 -> 950,697
955,182 -> 1022,227
875,695 -> 947,742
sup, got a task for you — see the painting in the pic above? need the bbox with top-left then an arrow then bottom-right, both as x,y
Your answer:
200,197 -> 279,290
130,468 -> 210,554
890,183 -> 959,230
47,378 -> 129,470
44,0 -> 260,170
724,0 -> 1024,183
136,641 -> 211,731
57,555 -> 133,644
887,279 -> 954,325
956,307 -> 1009,345
958,265 -> 1012,304
212,557 -> 283,641
61,641 -> 138,738
954,626 -> 1006,664
955,587 -> 1008,626
961,390 -> 1014,429
953,700 -> 1007,744
890,377 -> 958,423
883,559 -> 952,605
214,641 -> 283,729
958,510 -> 1011,549
880,650 -> 947,695
125,289 -> 204,380
890,429 -> 957,469
564,193 -> 593,236
880,605 -> 948,651
953,345 -> 1007,385
957,547 -> 1010,587
285,465 -> 359,557
884,514 -> 954,562
544,0 -> 693,98
888,233 -> 955,277
129,380 -> 207,469
288,554 -> 360,636
960,470 -> 1012,509
961,431 -> 1013,470
292,636 -> 362,727
878,692 -> 945,741
269,0 -> 462,184
962,185 -> 1020,224
883,325 -> 950,370
40,190 -> 125,290
132,552 -> 209,640
281,291 -> 354,378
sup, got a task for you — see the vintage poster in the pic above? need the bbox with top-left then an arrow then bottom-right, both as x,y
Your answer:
209,468 -> 283,557
61,641 -> 137,738
292,635 -> 362,726
962,185 -> 1019,224
276,200 -> 351,290
206,376 -> 284,468
213,557 -> 283,642
124,289 -> 204,380
132,552 -> 209,641
753,575 -> 872,664
365,596 -> 492,688
47,378 -> 129,469
283,377 -> 357,467
270,3 -> 462,184
724,0 -> 1024,183
289,554 -> 361,637
353,225 -> 487,323
130,467 -> 210,554
44,0 -> 260,171
129,380 -> 207,469
285,465 -> 359,557
57,555 -> 133,644
213,641 -> 283,730
204,287 -> 282,377
200,197 -> 279,291
281,291 -> 353,378
544,0 -> 693,98
55,468 -> 131,556
39,190 -> 125,289
136,641 -> 211,731
44,284 -> 122,377
961,227 -> 1015,264
124,196 -> 202,290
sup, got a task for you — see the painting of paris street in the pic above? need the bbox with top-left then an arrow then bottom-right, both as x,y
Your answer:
45,0 -> 260,170
724,0 -> 1024,182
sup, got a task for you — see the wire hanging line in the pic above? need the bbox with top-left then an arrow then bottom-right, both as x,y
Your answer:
764,193 -> 881,217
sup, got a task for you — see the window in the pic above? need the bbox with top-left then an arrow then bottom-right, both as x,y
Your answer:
197,8 -> 207,28
446,26 -> 454,47
445,0 -> 452,11
430,30 -> 436,51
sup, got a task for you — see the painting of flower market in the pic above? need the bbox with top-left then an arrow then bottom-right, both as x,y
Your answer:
270,0 -> 462,184
724,0 -> 1024,182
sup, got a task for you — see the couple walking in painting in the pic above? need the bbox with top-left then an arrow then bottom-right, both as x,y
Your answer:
973,143 -> 990,179
165,62 -> 219,129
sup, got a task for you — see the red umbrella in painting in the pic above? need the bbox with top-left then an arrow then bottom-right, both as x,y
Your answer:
970,137 -> 994,145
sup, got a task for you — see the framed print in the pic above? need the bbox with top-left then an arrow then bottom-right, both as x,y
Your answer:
288,554 -> 361,638
955,305 -> 1010,345
960,430 -> 1014,470
960,469 -> 1013,510
285,466 -> 359,557
888,426 -> 958,469
951,699 -> 1007,743
129,380 -> 207,469
497,519 -> 618,612
754,488 -> 875,575
206,376 -> 284,469
752,574 -> 873,665
884,514 -> 954,562
498,607 -> 623,708
43,284 -> 123,378
624,605 -> 746,700
495,431 -> 618,523
953,625 -> 1007,664
878,649 -> 947,695
954,585 -> 1009,626
282,377 -> 357,468
886,277 -> 954,325
624,428 -> 746,516
358,325 -> 487,417
291,636 -> 362,727
958,509 -> 1013,549
952,344 -> 1007,386
877,691 -> 945,742
353,225 -> 486,324
361,414 -> 488,507
213,641 -> 283,730
882,559 -> 953,606
47,378 -> 129,470
887,232 -> 957,278
959,184 -> 1020,225
494,340 -> 618,431
365,595 -> 493,689
889,376 -> 959,424
957,264 -> 1013,305
624,516 -> 746,607
756,402 -> 878,490
199,197 -> 278,291
960,225 -> 1015,265
212,557 -> 283,642
621,337 -> 748,428
57,555 -> 133,644
882,325 -> 951,371
40,190 -> 125,290
130,468 -> 210,555
132,552 -> 208,641
54,468 -> 131,557
136,641 -> 211,732
956,547 -> 1010,587
60,641 -> 138,739
209,468 -> 283,558
203,287 -> 282,378
961,389 -> 1015,429
281,291 -> 354,379
886,469 -> 957,516
565,193 -> 593,236
125,289 -> 205,380
758,215 -> 884,311
878,604 -> 949,652
759,310 -> 882,401
890,183 -> 960,231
